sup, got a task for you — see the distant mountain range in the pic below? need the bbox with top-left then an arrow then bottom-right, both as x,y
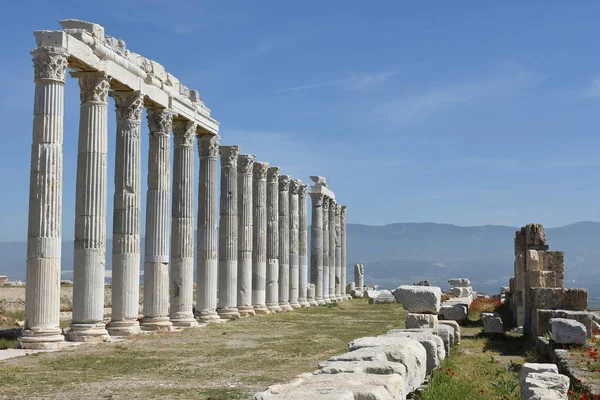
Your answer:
1,222 -> 599,299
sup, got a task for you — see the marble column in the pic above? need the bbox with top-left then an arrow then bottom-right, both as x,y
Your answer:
141,107 -> 173,331
169,120 -> 198,328
195,134 -> 220,322
335,203 -> 343,302
107,90 -> 143,336
20,47 -> 69,350
298,183 -> 310,307
252,161 -> 269,314
237,154 -> 256,317
328,198 -> 337,302
278,175 -> 293,311
67,71 -> 111,342
288,179 -> 301,309
265,167 -> 282,313
217,145 -> 241,319
341,205 -> 350,299
322,197 -> 331,304
309,192 -> 324,306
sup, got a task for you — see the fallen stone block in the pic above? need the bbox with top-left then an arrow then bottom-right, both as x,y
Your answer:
387,327 -> 454,356
328,347 -> 389,363
438,320 -> 461,344
551,318 -> 586,344
519,363 -> 559,387
392,285 -> 441,314
483,316 -> 503,334
364,290 -> 380,300
351,289 -> 364,298
447,278 -> 470,287
315,360 -> 408,378
406,313 -> 438,329
439,303 -> 468,322
535,309 -> 597,339
450,287 -> 473,298
369,290 -> 396,304
520,372 -> 569,400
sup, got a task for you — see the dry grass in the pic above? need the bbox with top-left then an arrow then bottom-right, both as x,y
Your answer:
0,299 -> 407,400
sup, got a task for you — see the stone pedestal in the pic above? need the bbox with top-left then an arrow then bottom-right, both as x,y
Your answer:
252,162 -> 269,314
322,198 -> 331,304
67,71 -> 111,343
309,192 -> 324,306
141,108 -> 174,332
237,154 -> 256,317
354,264 -> 364,293
288,180 -> 301,309
278,175 -> 293,312
195,135 -> 220,322
108,90 -> 143,336
169,120 -> 198,328
334,203 -> 343,302
217,146 -> 241,319
266,167 -> 282,313
298,184 -> 310,307
328,199 -> 337,302
20,47 -> 69,350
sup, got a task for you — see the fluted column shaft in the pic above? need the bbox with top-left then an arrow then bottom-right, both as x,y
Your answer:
309,192 -> 324,306
334,204 -> 343,301
252,162 -> 269,314
108,90 -> 143,336
322,197 -> 330,303
217,145 -> 241,319
141,107 -> 173,331
288,180 -> 301,309
237,154 -> 256,317
20,47 -> 69,350
298,184 -> 310,307
278,175 -> 293,311
265,167 -> 281,312
341,205 -> 349,299
329,199 -> 337,302
196,135 -> 220,322
67,71 -> 111,342
169,120 -> 198,327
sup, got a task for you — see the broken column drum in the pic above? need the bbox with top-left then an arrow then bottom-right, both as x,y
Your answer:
288,179 -> 301,309
309,192 -> 325,306
237,154 -> 256,317
355,264 -> 364,292
298,183 -> 310,307
265,167 -> 282,312
252,161 -> 269,314
278,174 -> 293,311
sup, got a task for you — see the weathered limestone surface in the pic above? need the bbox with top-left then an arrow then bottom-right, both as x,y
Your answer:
322,197 -> 330,303
354,264 -> 364,293
440,303 -> 468,322
316,360 -> 408,377
237,154 -> 256,317
392,286 -> 441,314
551,318 -> 586,344
20,47 -> 69,350
438,320 -> 461,344
196,135 -> 220,322
519,363 -> 559,386
108,90 -> 143,336
341,205 -> 349,299
265,167 -> 281,313
334,203 -> 343,302
369,290 -> 396,304
406,313 -> 438,329
309,192 -> 324,306
448,278 -> 470,287
217,145 -> 241,319
298,183 -> 310,307
288,179 -> 301,309
141,107 -> 173,332
252,161 -> 269,314
169,120 -> 198,327
482,313 -> 503,334
278,175 -> 293,311
521,372 -> 569,400
535,309 -> 597,340
328,199 -> 337,302
66,72 -> 111,342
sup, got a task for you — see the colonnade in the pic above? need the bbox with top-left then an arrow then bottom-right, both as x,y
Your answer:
20,23 -> 349,349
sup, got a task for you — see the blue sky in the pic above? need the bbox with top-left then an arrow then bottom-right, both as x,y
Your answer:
1,1 -> 600,242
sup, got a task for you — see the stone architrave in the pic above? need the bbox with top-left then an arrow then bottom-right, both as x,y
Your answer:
265,167 -> 282,313
322,197 -> 331,303
328,199 -> 337,302
20,47 -> 69,350
67,71 -> 111,342
309,192 -> 324,306
217,145 -> 241,319
298,183 -> 310,307
278,175 -> 293,311
237,154 -> 256,317
169,120 -> 198,328
252,161 -> 269,314
141,107 -> 174,331
341,205 -> 349,299
334,203 -> 343,302
195,134 -> 220,322
108,90 -> 143,336
355,264 -> 365,292
288,179 -> 301,309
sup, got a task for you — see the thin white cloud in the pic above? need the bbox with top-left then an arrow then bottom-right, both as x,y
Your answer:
583,77 -> 600,98
277,70 -> 398,93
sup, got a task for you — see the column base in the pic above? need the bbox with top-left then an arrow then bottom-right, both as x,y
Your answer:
238,306 -> 256,317
299,300 -> 310,308
170,316 -> 200,328
253,305 -> 270,314
345,294 -> 352,300
279,302 -> 294,312
290,301 -> 302,309
140,317 -> 174,332
308,299 -> 319,306
336,296 -> 344,302
196,310 -> 220,323
267,304 -> 282,313
329,297 -> 337,303
316,298 -> 326,306
217,307 -> 241,320
18,329 -> 65,350
65,323 -> 112,343
107,319 -> 141,336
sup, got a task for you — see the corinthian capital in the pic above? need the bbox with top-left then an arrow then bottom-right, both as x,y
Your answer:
279,175 -> 291,191
335,203 -> 342,215
237,154 -> 256,174
172,120 -> 196,146
198,135 -> 220,158
111,90 -> 144,123
219,145 -> 240,167
253,161 -> 269,180
309,192 -> 324,206
289,179 -> 301,195
299,184 -> 309,198
267,166 -> 280,183
31,46 -> 68,83
340,205 -> 347,222
71,72 -> 110,104
322,197 -> 330,210
147,107 -> 173,133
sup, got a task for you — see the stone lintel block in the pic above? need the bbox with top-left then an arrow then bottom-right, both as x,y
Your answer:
406,313 -> 438,329
34,30 -> 68,48
59,19 -> 105,40
551,318 -> 587,344
309,184 -> 335,201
